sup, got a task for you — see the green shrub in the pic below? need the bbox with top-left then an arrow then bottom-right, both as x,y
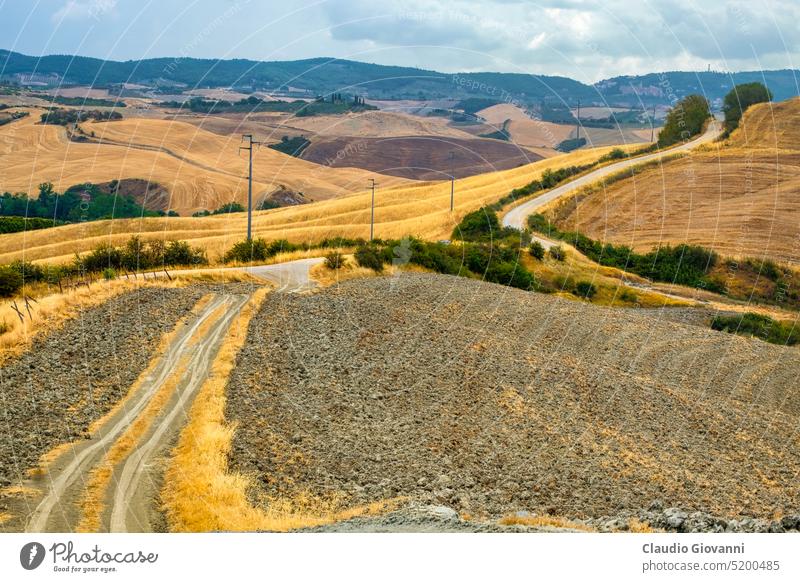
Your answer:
102,268 -> 117,280
320,236 -> 366,248
354,245 -> 385,272
212,202 -> 246,214
528,214 -> 718,288
529,240 -> 545,260
324,251 -> 347,270
0,267 -> 23,297
164,240 -> 207,266
485,260 -> 534,290
452,208 -> 501,241
574,281 -> 597,299
0,216 -> 62,234
222,238 -> 298,263
549,246 -> 566,261
77,236 -> 207,271
600,148 -> 626,162
224,238 -> 270,263
658,94 -> 711,147
711,312 -> 798,346
619,288 -> 638,303
722,82 -> 772,135
258,199 -> 281,210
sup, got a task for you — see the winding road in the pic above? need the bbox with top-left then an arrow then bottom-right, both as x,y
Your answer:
502,121 -> 722,245
22,125 -> 722,532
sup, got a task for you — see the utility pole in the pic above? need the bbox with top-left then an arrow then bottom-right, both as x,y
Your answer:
575,99 -> 581,141
449,151 -> 455,212
368,178 -> 377,241
239,134 -> 262,241
650,104 -> 657,143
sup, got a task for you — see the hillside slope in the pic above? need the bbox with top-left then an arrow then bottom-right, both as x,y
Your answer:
544,98 -> 800,262
302,135 -> 542,180
0,145 -> 627,265
225,274 -> 800,521
0,111 -> 410,216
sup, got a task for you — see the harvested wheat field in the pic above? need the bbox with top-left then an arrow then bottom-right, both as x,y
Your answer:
726,97 -> 800,149
579,126 -> 652,147
476,103 -> 535,124
283,110 -> 474,139
0,111 -> 409,216
178,110 -> 475,142
0,145 -> 628,265
544,98 -> 800,263
225,274 -> 800,525
506,119 -> 574,149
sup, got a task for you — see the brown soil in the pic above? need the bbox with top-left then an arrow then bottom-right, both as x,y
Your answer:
226,274 -> 800,521
301,135 -> 542,180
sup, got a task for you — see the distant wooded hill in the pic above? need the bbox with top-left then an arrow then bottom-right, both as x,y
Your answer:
1,49 -> 798,106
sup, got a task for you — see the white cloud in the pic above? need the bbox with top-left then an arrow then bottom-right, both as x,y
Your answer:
52,0 -> 117,23
6,0 -> 798,79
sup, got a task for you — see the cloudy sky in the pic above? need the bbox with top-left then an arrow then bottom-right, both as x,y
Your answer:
1,0 -> 798,82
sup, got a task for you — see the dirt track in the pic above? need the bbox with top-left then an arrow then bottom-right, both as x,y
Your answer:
0,286 -> 206,492
17,290 -> 251,533
226,273 -> 800,523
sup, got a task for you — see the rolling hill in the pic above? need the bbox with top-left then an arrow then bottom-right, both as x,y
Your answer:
542,98 -> 800,263
0,145 -> 629,265
3,49 -> 799,105
0,110 -> 410,216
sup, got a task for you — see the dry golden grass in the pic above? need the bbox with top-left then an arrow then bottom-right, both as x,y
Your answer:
727,98 -> 800,150
476,103 -> 536,124
0,269 -> 255,367
0,278 -> 175,365
162,287 -> 402,531
545,98 -> 800,263
627,518 -> 657,533
285,109 -> 473,138
498,514 -> 595,531
0,145 -> 632,266
76,355 -> 192,531
0,111 -> 410,216
506,119 -> 574,149
309,256 -> 430,288
548,148 -> 800,263
87,293 -> 214,435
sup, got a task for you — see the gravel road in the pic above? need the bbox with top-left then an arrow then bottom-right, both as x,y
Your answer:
226,273 -> 800,525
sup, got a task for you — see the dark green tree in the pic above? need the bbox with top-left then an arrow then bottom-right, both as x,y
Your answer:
657,94 -> 711,148
722,82 -> 772,135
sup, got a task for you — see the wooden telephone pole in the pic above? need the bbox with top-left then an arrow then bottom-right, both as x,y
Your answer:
240,134 -> 263,241
368,178 -> 377,241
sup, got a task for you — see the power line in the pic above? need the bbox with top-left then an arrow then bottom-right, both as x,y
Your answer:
239,134 -> 263,242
